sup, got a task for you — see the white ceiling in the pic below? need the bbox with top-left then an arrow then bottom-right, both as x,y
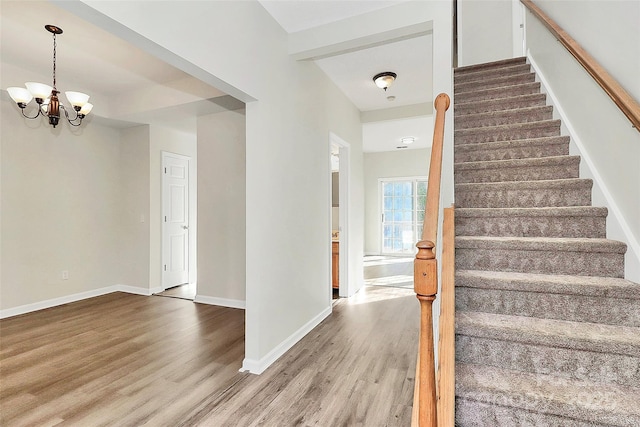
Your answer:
259,0 -> 433,153
1,1 -> 433,152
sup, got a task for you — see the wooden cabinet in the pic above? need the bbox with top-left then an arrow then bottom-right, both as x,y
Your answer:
332,241 -> 339,289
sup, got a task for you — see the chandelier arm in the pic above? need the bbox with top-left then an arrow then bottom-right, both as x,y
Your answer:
61,105 -> 83,127
20,107 -> 43,120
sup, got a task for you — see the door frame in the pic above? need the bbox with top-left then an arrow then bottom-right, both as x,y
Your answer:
329,133 -> 350,298
161,151 -> 192,290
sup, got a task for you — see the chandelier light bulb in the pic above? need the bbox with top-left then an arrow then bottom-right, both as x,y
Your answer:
25,82 -> 53,101
7,87 -> 33,106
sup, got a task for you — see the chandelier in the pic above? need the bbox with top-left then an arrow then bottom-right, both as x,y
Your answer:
7,25 -> 93,128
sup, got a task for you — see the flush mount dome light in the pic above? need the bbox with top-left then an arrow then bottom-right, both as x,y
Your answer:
373,72 -> 397,91
401,137 -> 415,145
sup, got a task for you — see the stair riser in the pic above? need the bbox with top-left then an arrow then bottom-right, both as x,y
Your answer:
456,287 -> 638,326
455,122 -> 560,145
455,73 -> 536,94
454,64 -> 532,84
456,400 -> 603,427
455,247 -> 624,277
454,140 -> 569,163
455,161 -> 579,183
455,83 -> 540,104
455,94 -> 547,116
455,214 -> 606,238
456,335 -> 639,388
455,107 -> 553,130
455,185 -> 592,208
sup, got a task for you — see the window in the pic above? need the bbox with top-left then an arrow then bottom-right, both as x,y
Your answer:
381,178 -> 427,255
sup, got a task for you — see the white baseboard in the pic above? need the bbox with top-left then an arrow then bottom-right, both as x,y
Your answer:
194,295 -> 246,309
528,52 -> 640,282
241,305 -> 332,375
0,284 -> 157,319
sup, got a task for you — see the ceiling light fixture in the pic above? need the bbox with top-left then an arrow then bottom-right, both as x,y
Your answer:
373,72 -> 397,91
7,25 -> 93,128
401,137 -> 415,145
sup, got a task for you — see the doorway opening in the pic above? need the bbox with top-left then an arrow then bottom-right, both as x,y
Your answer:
329,133 -> 350,299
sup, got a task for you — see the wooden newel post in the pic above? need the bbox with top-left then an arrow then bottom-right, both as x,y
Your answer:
413,93 -> 449,427
415,240 -> 438,426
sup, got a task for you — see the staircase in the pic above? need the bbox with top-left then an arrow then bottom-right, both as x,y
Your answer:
453,57 -> 640,426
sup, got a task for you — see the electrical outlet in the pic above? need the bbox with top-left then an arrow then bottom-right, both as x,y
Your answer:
62,270 -> 69,280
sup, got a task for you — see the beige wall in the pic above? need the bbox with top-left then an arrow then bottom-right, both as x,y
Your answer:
119,125 -> 150,288
364,148 -> 431,255
197,109 -> 246,304
458,0 -> 514,66
1,101 -> 123,310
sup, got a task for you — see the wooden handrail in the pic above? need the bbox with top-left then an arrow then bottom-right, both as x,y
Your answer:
412,93 -> 450,427
437,206 -> 455,427
521,0 -> 640,131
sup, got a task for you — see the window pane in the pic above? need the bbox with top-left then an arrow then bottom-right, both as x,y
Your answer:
417,181 -> 427,196
403,197 -> 413,210
384,196 -> 393,210
384,183 -> 394,196
417,195 -> 426,210
403,211 -> 412,222
394,182 -> 403,196
393,197 -> 402,210
383,225 -> 392,237
403,182 -> 412,196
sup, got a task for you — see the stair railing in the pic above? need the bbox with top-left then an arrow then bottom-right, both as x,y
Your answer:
411,93 -> 451,427
521,0 -> 640,132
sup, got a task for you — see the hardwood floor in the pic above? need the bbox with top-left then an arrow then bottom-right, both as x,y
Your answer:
155,283 -> 197,300
0,286 -> 418,426
364,256 -> 414,288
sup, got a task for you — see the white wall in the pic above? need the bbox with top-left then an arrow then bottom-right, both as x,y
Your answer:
525,2 -> 640,282
0,100 -> 122,311
458,0 -> 515,66
364,148 -> 431,255
196,109 -> 246,306
70,0 -> 364,373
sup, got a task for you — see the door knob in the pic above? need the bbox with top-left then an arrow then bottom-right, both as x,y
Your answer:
182,225 -> 189,230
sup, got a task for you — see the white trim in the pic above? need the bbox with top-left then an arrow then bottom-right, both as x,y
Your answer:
0,285 -> 155,319
528,52 -> 640,280
194,295 -> 246,309
240,306 -> 332,375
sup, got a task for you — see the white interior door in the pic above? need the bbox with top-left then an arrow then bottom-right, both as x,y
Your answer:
162,153 -> 190,289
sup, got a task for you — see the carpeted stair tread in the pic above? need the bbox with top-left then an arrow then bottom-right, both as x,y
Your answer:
454,135 -> 570,162
454,57 -> 527,74
454,63 -> 532,84
456,311 -> 640,357
455,178 -> 592,208
456,363 -> 640,426
455,93 -> 547,116
455,155 -> 580,183
455,72 -> 536,94
455,206 -> 607,238
456,236 -> 627,253
456,206 -> 608,220
455,119 -> 561,145
455,237 -> 625,277
455,105 -> 553,129
455,82 -> 541,104
456,270 -> 640,326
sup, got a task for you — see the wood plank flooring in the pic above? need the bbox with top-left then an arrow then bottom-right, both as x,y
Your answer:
0,286 -> 418,426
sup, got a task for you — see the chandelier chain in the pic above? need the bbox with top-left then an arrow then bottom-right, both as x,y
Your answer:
52,33 -> 57,90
